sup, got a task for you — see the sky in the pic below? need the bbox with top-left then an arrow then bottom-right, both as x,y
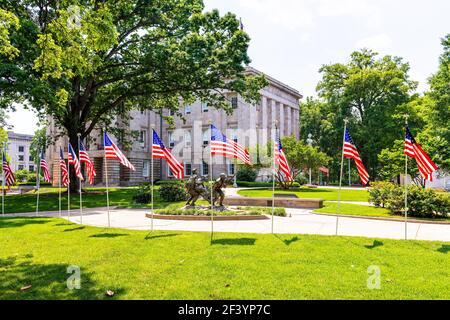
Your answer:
7,0 -> 450,135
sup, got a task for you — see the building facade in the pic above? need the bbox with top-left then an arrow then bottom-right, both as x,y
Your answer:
48,67 -> 302,186
7,132 -> 35,172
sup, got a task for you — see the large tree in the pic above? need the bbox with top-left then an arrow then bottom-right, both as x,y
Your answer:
0,0 -> 266,188
311,49 -> 417,180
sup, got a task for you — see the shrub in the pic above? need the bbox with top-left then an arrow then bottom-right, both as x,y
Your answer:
295,174 -> 308,186
26,173 -> 37,183
14,170 -> 30,183
159,182 -> 188,202
369,182 -> 396,208
132,183 -> 152,204
236,166 -> 257,182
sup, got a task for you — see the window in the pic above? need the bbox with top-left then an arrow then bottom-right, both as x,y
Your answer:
185,163 -> 192,176
169,110 -> 175,116
184,131 -> 191,148
230,128 -> 238,143
201,102 -> 209,113
29,165 -> 34,172
231,97 -> 238,109
139,130 -> 146,145
18,146 -> 24,152
227,162 -> 235,175
167,165 -> 174,177
142,160 -> 150,177
185,105 -> 192,115
18,155 -> 24,161
202,129 -> 210,147
168,132 -> 175,148
29,155 -> 33,161
18,165 -> 24,170
202,161 -> 209,176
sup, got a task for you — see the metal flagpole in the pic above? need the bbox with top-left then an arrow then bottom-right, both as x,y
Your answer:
67,139 -> 71,219
404,115 -> 409,240
59,145 -> 62,218
2,146 -> 5,217
271,123 -> 277,234
104,130 -> 111,228
36,145 -> 41,217
336,119 -> 348,235
77,134 -> 83,225
150,127 -> 154,232
209,121 -> 214,240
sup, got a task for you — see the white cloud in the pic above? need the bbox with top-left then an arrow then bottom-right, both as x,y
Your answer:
6,104 -> 39,135
238,0 -> 381,30
354,34 -> 393,53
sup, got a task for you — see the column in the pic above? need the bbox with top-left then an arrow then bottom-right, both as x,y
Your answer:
279,101 -> 284,135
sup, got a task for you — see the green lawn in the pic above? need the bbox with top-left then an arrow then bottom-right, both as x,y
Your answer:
0,187 -> 178,214
237,187 -> 369,202
315,202 -> 392,218
1,217 -> 449,300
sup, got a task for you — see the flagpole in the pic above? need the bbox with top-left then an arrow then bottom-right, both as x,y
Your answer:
150,127 -> 154,232
104,131 -> 111,228
59,145 -> 62,218
272,122 -> 278,234
209,121 -> 214,241
36,142 -> 40,217
348,159 -> 351,186
67,139 -> 71,219
1,154 -> 4,217
336,119 -> 348,235
404,115 -> 409,240
77,134 -> 83,225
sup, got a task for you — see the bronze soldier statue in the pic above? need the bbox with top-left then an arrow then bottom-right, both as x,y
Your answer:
185,168 -> 206,207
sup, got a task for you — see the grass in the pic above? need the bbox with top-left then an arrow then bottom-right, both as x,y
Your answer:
315,202 -> 450,222
0,187 -> 177,214
1,217 -> 449,300
237,187 -> 369,202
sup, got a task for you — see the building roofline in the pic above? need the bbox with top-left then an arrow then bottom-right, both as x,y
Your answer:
245,66 -> 303,100
7,131 -> 33,140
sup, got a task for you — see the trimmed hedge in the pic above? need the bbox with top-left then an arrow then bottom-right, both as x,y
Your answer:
369,182 -> 450,218
159,182 -> 188,202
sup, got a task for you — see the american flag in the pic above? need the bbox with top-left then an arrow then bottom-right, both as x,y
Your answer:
343,128 -> 369,186
68,143 -> 84,180
59,147 -> 69,187
2,153 -> 15,187
404,127 -> 438,181
210,124 -> 251,165
40,151 -> 51,183
275,128 -> 293,182
104,133 -> 136,171
79,141 -> 96,185
152,129 -> 184,179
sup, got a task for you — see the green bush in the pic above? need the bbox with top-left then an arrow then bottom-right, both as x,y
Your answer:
236,166 -> 257,182
369,182 -> 396,208
14,170 -> 30,183
26,173 -> 37,183
237,181 -> 272,188
132,183 -> 152,204
371,182 -> 449,218
159,182 -> 188,202
295,174 -> 308,186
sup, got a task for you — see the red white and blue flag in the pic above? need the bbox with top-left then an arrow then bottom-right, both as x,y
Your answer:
404,127 -> 438,181
68,143 -> 83,180
343,128 -> 369,186
2,153 -> 15,187
210,124 -> 251,165
59,147 -> 69,187
275,128 -> 293,182
40,152 -> 51,183
152,129 -> 184,179
79,141 -> 96,185
104,133 -> 136,171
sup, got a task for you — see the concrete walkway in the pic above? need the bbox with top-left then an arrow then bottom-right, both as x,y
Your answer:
6,207 -> 450,242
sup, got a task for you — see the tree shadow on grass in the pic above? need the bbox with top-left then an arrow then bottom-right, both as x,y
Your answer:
0,255 -> 115,300
211,238 -> 256,246
89,233 -> 128,238
365,240 -> 384,250
437,245 -> 450,254
144,233 -> 179,240
0,217 -> 52,229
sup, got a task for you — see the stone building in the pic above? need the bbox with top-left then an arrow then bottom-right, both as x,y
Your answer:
47,67 -> 302,186
7,131 -> 35,172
